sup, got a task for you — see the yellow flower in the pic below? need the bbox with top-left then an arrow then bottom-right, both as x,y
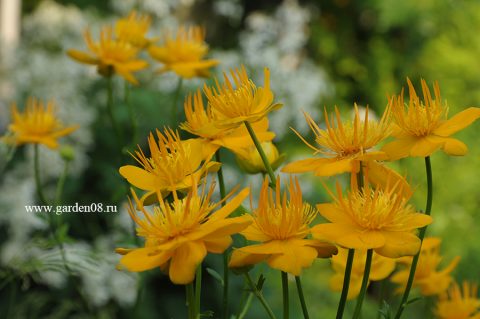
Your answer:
435,281 -> 480,319
67,26 -> 148,85
116,183 -> 252,284
115,10 -> 152,49
330,248 -> 396,300
391,237 -> 460,296
382,79 -> 480,160
229,177 -> 337,276
282,105 -> 390,177
180,90 -> 276,158
311,182 -> 432,258
204,66 -> 283,129
5,98 -> 78,149
119,128 -> 220,203
148,26 -> 219,78
233,141 -> 284,175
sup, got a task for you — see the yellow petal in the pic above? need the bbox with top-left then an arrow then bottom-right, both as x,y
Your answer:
282,158 -> 330,173
119,165 -> 157,191
374,231 -> 420,258
365,161 -> 413,198
409,136 -> 444,157
241,221 -> 272,242
238,241 -> 285,255
266,242 -> 318,276
305,240 -> 338,258
229,249 -> 268,268
381,137 -> 417,160
434,107 -> 480,136
119,247 -> 171,272
383,213 -> 432,232
203,236 -> 232,254
316,203 -> 355,225
194,216 -> 251,240
369,255 -> 396,281
67,49 -> 98,65
312,224 -> 385,250
329,272 -> 363,300
169,241 -> 207,284
314,158 -> 353,176
441,137 -> 468,156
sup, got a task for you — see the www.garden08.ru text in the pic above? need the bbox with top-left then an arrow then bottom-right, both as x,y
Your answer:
25,203 -> 118,215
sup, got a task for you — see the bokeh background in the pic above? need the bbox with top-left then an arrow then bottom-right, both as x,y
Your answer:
0,0 -> 479,318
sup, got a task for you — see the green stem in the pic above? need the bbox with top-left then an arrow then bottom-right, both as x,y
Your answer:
55,161 -> 69,206
244,121 -> 276,186
336,249 -> 355,319
125,81 -> 138,146
0,143 -> 16,178
394,156 -> 433,319
244,273 -> 277,319
186,282 -> 196,319
195,265 -> 202,318
215,151 -> 230,319
295,276 -> 309,319
238,292 -> 254,319
172,77 -> 183,125
281,272 -> 289,319
33,144 -> 49,205
376,280 -> 387,319
352,249 -> 373,319
107,76 -> 122,142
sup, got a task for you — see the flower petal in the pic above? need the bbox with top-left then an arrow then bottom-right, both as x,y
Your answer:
316,203 -> 355,225
383,213 -> 432,232
67,49 -> 98,65
382,137 -> 417,160
118,247 -> 172,272
229,249 -> 268,269
266,240 -> 318,276
282,158 -> 332,174
312,224 -> 385,250
329,272 -> 363,300
434,107 -> 480,136
409,136 -> 444,157
441,137 -> 468,156
119,165 -> 157,191
365,161 -> 413,198
203,236 -> 232,254
305,239 -> 338,258
369,255 -> 396,281
374,231 -> 421,258
314,158 -> 353,176
209,188 -> 250,221
169,241 -> 207,284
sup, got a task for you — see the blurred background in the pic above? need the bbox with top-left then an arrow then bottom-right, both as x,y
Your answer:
0,0 -> 479,318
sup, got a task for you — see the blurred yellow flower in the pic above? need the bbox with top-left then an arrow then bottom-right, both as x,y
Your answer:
382,79 -> 480,160
391,237 -> 460,296
115,10 -> 152,49
311,182 -> 432,258
148,26 -> 219,78
119,128 -> 220,203
435,281 -> 480,319
229,177 -> 337,276
330,248 -> 396,300
180,90 -> 275,158
67,26 -> 148,85
5,98 -> 78,149
282,105 -> 390,177
116,183 -> 251,284
233,141 -> 284,175
204,66 -> 282,129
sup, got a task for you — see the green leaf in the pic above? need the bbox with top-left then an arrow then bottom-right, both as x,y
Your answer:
378,300 -> 392,319
206,267 -> 224,286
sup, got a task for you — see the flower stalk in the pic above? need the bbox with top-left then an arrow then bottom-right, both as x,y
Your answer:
107,76 -> 122,142
282,271 -> 289,319
336,249 -> 355,319
352,249 -> 374,319
394,156 -> 433,319
172,77 -> 183,125
244,121 -> 276,186
244,273 -> 277,319
295,276 -> 310,319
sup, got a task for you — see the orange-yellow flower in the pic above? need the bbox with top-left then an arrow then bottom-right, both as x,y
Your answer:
203,66 -> 282,130
180,90 -> 276,158
67,26 -> 148,85
311,182 -> 432,258
330,248 -> 396,300
119,128 -> 220,203
148,26 -> 219,78
391,237 -> 460,296
5,98 -> 78,149
282,105 -> 390,177
382,79 -> 480,160
435,281 -> 480,319
115,10 -> 152,49
229,177 -> 337,276
116,183 -> 251,284
233,141 -> 284,175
